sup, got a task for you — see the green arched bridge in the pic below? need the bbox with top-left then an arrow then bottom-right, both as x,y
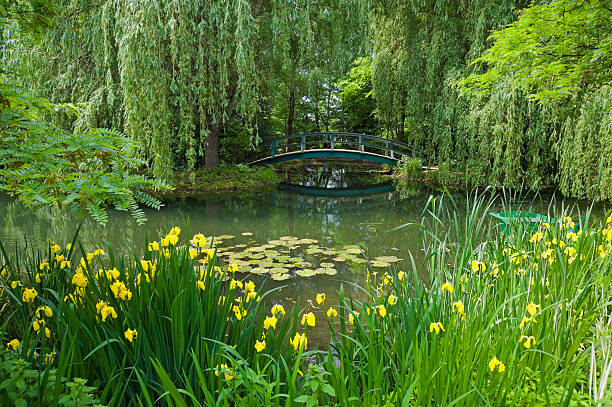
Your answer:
249,132 -> 412,166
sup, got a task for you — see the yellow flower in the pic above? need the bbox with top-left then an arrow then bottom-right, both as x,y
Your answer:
215,363 -> 234,381
375,304 -> 386,318
471,260 -> 486,272
94,249 -> 105,256
290,333 -> 307,351
230,279 -> 243,290
167,234 -> 178,246
254,340 -> 266,353
526,303 -> 540,317
245,280 -> 255,293
529,232 -> 544,243
232,305 -> 243,320
271,304 -> 285,316
326,307 -> 338,318
191,233 -> 207,248
11,280 -> 22,289
35,306 -> 52,319
35,273 -> 41,283
348,312 -> 359,324
110,281 -> 132,300
264,315 -> 277,330
383,275 -> 390,285
452,301 -> 464,315
169,226 -> 181,236
6,339 -> 20,351
519,335 -> 536,349
519,316 -> 536,329
197,280 -> 206,291
96,301 -> 117,322
72,272 -> 88,288
39,259 -> 49,270
316,293 -> 326,305
397,271 -> 405,281
51,243 -> 60,253
60,260 -> 71,269
488,356 -> 505,373
301,312 -> 315,327
124,328 -> 138,343
388,295 -> 398,305
441,281 -> 453,294
22,287 -> 38,303
163,249 -> 171,260
429,322 -> 445,334
189,248 -> 198,259
227,263 -> 238,273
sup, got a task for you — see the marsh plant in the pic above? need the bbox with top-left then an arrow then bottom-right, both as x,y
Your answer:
1,192 -> 611,405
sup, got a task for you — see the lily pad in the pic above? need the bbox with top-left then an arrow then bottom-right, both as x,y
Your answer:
271,273 -> 290,281
322,250 -> 336,256
348,258 -> 367,264
279,236 -> 298,241
267,240 -> 285,246
370,260 -> 390,268
250,267 -> 269,275
249,253 -> 265,260
320,262 -> 335,268
374,256 -> 401,263
296,269 -> 316,277
333,257 -> 346,262
306,248 -> 323,255
320,267 -> 337,275
218,234 -> 235,240
269,267 -> 289,274
241,232 -> 253,236
345,248 -> 361,254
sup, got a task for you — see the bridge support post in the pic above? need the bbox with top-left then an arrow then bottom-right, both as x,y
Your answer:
272,140 -> 276,158
385,140 -> 389,157
330,134 -> 334,150
301,135 -> 305,152
390,141 -> 394,159
359,135 -> 364,153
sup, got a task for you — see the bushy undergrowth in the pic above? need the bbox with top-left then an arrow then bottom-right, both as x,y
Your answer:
1,193 -> 611,405
169,165 -> 279,193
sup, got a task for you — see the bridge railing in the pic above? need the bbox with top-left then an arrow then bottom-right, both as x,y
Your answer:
254,132 -> 412,162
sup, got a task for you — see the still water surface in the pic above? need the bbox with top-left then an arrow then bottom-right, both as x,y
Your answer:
0,163 -> 607,344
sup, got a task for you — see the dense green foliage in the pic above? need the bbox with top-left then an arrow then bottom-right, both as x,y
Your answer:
6,0 -> 366,175
3,0 -> 612,203
369,0 -> 612,200
0,347 -> 103,406
1,0 -> 171,225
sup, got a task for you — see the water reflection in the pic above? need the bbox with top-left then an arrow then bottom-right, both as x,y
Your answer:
1,163 -> 606,346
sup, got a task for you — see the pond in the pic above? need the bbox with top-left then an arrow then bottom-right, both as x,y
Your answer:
0,162 -> 608,345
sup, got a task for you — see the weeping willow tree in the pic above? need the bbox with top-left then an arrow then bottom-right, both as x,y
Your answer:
461,0 -> 612,199
369,0 -> 612,199
369,0 -> 529,162
10,0 -> 366,176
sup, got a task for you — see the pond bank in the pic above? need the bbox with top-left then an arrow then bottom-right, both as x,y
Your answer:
159,165 -> 280,196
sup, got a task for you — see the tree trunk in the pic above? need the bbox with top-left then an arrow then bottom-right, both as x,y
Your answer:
205,126 -> 220,168
286,87 -> 295,137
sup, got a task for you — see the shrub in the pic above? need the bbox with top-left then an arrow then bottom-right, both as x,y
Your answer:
395,156 -> 423,178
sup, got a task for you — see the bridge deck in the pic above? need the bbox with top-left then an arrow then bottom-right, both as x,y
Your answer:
249,148 -> 403,166
248,132 -> 414,166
